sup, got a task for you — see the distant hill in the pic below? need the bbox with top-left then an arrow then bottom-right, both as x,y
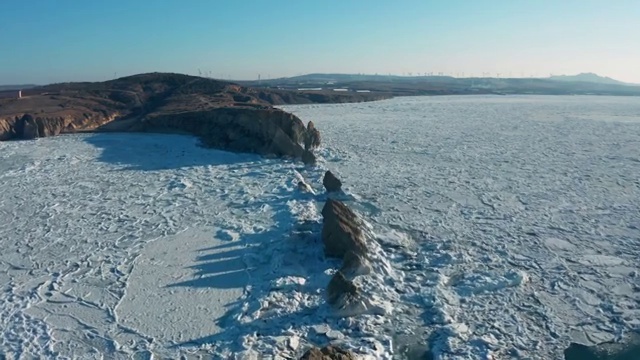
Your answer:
264,73 -> 454,85
240,72 -> 640,97
548,73 -> 629,86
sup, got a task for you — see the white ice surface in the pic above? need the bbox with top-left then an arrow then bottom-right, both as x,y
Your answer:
282,95 -> 640,359
0,133 -> 395,359
115,228 -> 247,345
2,95 -> 640,360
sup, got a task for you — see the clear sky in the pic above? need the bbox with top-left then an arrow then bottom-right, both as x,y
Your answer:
1,0 -> 639,84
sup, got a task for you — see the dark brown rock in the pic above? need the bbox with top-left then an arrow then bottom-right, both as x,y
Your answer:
302,150 -> 317,165
340,250 -> 371,277
326,271 -> 358,305
300,346 -> 357,360
304,121 -> 321,151
322,171 -> 342,193
321,199 -> 367,258
321,218 -> 366,258
21,115 -> 39,139
321,198 -> 357,222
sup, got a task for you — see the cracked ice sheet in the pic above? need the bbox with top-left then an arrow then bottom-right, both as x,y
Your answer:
0,133 -> 333,359
115,227 -> 248,347
0,132 -> 399,360
282,95 -> 640,359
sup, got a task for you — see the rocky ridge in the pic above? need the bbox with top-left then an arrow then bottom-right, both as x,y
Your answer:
321,171 -> 387,319
293,171 -> 390,360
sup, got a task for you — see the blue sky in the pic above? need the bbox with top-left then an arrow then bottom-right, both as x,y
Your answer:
1,0 -> 639,84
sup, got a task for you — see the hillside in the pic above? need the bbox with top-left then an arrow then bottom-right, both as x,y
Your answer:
0,73 -> 324,162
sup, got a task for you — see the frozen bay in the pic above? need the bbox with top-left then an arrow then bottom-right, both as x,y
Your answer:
1,95 -> 639,359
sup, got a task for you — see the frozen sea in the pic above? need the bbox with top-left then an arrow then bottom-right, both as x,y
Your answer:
1,95 -> 639,359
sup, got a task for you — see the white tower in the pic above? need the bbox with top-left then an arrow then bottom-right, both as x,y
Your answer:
18,90 -> 22,99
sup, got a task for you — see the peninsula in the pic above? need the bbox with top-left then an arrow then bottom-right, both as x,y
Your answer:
0,73 -> 382,162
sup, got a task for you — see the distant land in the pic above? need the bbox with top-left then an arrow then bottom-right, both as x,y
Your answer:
548,72 -> 632,86
239,72 -> 640,97
3,72 -> 639,97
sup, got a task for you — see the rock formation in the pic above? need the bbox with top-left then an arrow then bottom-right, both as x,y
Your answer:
313,175 -> 391,355
322,171 -> 343,193
302,150 -> 317,165
300,345 -> 357,360
304,121 -> 321,151
321,199 -> 367,258
340,250 -> 371,277
326,270 -> 359,306
318,170 -> 388,320
0,111 -> 122,141
0,73 -> 321,162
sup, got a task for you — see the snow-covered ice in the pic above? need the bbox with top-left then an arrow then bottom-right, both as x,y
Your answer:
1,95 -> 639,359
283,95 -> 640,359
0,133 -> 396,359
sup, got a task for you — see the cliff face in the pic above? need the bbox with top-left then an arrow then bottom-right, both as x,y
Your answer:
116,107 -> 309,158
0,73 -> 320,160
0,112 -> 120,140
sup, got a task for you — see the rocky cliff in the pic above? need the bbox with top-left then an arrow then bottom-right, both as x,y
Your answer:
112,107 -> 312,159
0,73 -> 320,161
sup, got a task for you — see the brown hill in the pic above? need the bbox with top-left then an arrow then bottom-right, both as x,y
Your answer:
0,73 -> 321,161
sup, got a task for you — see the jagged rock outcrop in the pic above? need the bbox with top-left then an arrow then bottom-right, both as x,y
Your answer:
300,345 -> 357,360
0,73 -> 322,162
326,271 -> 359,306
321,199 -> 366,258
340,250 -> 371,277
320,171 -> 380,319
319,174 -> 389,319
323,171 -> 343,193
153,108 -> 308,158
304,121 -> 321,151
302,150 -> 317,165
564,332 -> 640,360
